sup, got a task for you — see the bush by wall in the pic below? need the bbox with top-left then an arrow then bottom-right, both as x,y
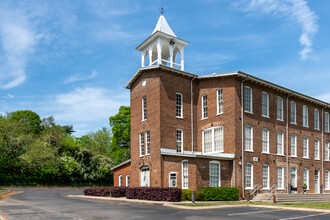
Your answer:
201,187 -> 239,201
182,189 -> 204,201
126,187 -> 181,202
182,189 -> 191,201
83,187 -> 127,197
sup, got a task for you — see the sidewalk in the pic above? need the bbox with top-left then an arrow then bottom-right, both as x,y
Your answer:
67,195 -> 330,213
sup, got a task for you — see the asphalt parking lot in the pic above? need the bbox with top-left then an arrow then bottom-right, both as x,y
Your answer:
0,188 -> 329,220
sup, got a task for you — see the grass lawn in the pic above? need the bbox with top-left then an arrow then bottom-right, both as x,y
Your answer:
0,190 -> 8,194
175,201 -> 330,210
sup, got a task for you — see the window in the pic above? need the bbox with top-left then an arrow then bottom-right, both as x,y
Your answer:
262,128 -> 269,153
139,133 -> 144,156
326,170 -> 330,190
202,95 -> 208,119
119,175 -> 122,186
182,160 -> 188,189
169,172 -> 177,187
262,164 -> 269,189
325,112 -> 329,132
303,137 -> 309,158
203,126 -> 224,153
245,163 -> 253,189
314,139 -> 320,160
245,125 -> 253,151
290,101 -> 296,124
244,86 -> 253,113
145,131 -> 150,155
303,168 -> 309,189
261,92 -> 269,117
126,175 -> 130,187
176,129 -> 183,153
209,161 -> 221,187
142,96 -> 147,121
176,93 -> 183,118
303,105 -> 308,127
291,134 -> 297,157
277,132 -> 284,155
326,142 -> 330,161
277,167 -> 284,189
314,109 -> 319,130
217,88 -> 224,115
291,167 -> 297,188
277,97 -> 284,120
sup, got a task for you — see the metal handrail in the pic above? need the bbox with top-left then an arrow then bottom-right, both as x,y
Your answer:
250,184 -> 259,200
270,184 -> 277,197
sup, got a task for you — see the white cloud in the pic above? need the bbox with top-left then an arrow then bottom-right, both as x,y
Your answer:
64,70 -> 98,84
316,93 -> 330,103
2,94 -> 14,99
0,6 -> 41,89
42,87 -> 129,136
235,0 -> 318,60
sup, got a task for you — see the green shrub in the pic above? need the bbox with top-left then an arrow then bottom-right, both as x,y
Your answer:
201,187 -> 239,201
182,189 -> 192,201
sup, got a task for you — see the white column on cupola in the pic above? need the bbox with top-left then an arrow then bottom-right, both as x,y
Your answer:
141,51 -> 145,67
148,48 -> 152,66
157,40 -> 162,65
180,47 -> 184,71
169,45 -> 174,68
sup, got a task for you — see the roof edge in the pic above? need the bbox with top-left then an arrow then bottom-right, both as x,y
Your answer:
110,159 -> 131,170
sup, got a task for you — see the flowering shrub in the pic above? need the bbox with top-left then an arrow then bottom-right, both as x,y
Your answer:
83,187 -> 127,197
126,187 -> 181,202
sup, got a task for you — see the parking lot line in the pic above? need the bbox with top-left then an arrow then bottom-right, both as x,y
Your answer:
228,209 -> 282,216
279,213 -> 329,220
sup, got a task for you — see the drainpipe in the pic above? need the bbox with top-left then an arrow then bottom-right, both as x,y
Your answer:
191,77 -> 197,153
286,93 -> 293,194
321,107 -> 324,193
241,76 -> 248,199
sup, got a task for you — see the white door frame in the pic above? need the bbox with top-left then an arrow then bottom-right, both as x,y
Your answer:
140,167 -> 150,187
315,169 -> 320,194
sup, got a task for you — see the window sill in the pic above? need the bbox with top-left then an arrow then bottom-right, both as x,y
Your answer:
315,128 -> 320,131
141,119 -> 147,122
244,111 -> 253,114
277,119 -> 284,122
277,188 -> 285,191
261,188 -> 270,191
262,152 -> 270,155
290,155 -> 297,158
303,125 -> 309,128
176,116 -> 184,119
262,115 -> 270,118
303,157 -> 310,159
290,122 -> 297,125
216,112 -> 224,116
314,158 -> 320,161
245,150 -> 254,153
139,155 -> 144,158
245,187 -> 253,190
277,154 -> 285,157
201,117 -> 208,120
145,154 -> 150,156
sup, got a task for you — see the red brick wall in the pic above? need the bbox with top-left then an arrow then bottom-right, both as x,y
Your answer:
113,162 -> 131,187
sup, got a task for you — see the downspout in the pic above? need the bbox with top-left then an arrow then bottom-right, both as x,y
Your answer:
191,77 -> 197,153
322,107 -> 324,193
286,93 -> 293,194
241,76 -> 248,199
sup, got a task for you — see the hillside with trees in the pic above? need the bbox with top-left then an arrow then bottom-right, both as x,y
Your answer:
0,107 -> 130,186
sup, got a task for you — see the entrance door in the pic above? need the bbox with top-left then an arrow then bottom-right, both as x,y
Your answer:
141,167 -> 150,187
315,169 -> 320,194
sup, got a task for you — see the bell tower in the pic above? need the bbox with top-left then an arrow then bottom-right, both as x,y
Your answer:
136,13 -> 189,71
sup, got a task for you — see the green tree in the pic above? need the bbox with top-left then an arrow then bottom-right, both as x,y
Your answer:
8,110 -> 42,134
109,106 -> 130,164
78,127 -> 112,155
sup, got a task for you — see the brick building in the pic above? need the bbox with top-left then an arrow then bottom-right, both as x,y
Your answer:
112,14 -> 330,198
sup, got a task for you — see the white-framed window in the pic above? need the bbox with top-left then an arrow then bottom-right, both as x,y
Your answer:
209,161 -> 221,187
303,168 -> 309,189
126,175 -> 130,187
202,126 -> 224,153
142,96 -> 147,121
326,142 -> 330,161
277,167 -> 284,190
325,112 -> 329,132
291,134 -> 297,157
291,167 -> 297,188
169,172 -> 177,187
325,170 -> 330,190
182,160 -> 188,189
145,131 -> 150,155
262,128 -> 269,153
245,125 -> 253,151
262,164 -> 269,189
176,129 -> 183,153
244,86 -> 253,113
176,93 -> 183,118
277,97 -> 284,121
217,88 -> 224,115
202,95 -> 208,119
261,92 -> 269,117
290,101 -> 296,124
245,163 -> 253,189
303,136 -> 309,158
303,105 -> 308,127
139,133 -> 144,156
119,174 -> 123,186
314,109 -> 320,130
277,132 -> 284,155
314,139 -> 320,160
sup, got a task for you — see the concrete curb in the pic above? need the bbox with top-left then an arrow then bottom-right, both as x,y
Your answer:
67,195 -> 330,213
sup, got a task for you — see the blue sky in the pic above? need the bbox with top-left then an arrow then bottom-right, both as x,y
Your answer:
0,0 -> 330,136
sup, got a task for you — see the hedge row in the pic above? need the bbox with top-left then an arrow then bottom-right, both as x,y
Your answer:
84,187 -> 181,202
182,187 -> 239,201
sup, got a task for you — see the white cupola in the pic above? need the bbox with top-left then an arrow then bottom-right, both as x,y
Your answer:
136,14 -> 189,71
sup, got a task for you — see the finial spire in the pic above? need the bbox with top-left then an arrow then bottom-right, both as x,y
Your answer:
159,7 -> 164,15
